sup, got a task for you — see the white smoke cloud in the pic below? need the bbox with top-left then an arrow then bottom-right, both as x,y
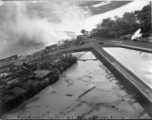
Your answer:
0,1 -> 91,59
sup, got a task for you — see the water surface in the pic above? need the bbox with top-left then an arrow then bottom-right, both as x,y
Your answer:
104,48 -> 152,88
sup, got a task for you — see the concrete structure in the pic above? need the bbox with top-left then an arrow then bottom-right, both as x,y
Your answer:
1,38 -> 152,117
40,40 -> 152,117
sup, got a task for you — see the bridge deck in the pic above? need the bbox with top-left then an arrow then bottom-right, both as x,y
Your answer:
94,37 -> 152,53
48,44 -> 92,55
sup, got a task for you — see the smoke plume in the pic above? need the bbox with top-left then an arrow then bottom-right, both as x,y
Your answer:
0,1 -> 90,59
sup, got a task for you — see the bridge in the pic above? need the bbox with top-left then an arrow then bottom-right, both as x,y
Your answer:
14,36 -> 152,64
0,37 -> 152,116
36,38 -> 152,116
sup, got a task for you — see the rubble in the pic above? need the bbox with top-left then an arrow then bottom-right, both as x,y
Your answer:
0,52 -> 77,115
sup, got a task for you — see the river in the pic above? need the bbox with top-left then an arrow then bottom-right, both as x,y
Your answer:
104,48 -> 152,89
83,1 -> 149,31
2,52 -> 151,119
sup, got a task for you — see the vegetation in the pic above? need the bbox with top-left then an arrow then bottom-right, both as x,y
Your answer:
91,2 -> 151,39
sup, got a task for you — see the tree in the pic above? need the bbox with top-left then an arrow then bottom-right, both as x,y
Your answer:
91,3 -> 151,38
135,3 -> 151,33
101,18 -> 115,29
81,29 -> 87,35
123,12 -> 137,24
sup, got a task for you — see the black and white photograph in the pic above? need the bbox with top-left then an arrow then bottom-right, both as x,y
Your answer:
0,0 -> 151,119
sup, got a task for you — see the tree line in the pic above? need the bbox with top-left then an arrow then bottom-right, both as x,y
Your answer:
90,2 -> 151,38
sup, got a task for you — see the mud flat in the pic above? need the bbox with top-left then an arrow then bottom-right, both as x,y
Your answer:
1,52 -> 151,119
